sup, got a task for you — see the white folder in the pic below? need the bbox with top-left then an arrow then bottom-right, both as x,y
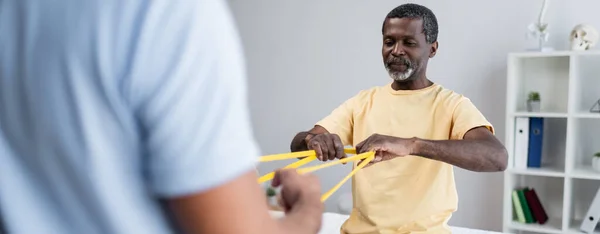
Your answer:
581,187 -> 600,233
514,117 -> 529,169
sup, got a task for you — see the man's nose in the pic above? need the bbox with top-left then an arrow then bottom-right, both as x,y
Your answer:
391,44 -> 405,56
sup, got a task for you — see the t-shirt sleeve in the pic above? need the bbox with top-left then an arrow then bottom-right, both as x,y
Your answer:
315,95 -> 358,146
450,98 -> 495,140
127,1 -> 260,198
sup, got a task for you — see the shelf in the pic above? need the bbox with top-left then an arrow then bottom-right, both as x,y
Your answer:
512,112 -> 568,118
511,112 -> 600,118
509,50 -> 600,58
508,217 -> 562,234
509,167 -> 565,177
568,179 -> 600,234
505,51 -> 600,233
572,112 -> 600,119
510,56 -> 570,113
510,117 -> 568,176
571,166 -> 600,180
571,55 -> 600,114
571,119 -> 600,174
509,176 -> 564,234
569,219 -> 600,234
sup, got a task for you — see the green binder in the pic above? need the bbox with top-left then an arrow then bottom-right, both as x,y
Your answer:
512,190 -> 526,223
517,188 -> 535,223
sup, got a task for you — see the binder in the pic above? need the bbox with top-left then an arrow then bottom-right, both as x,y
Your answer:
517,189 -> 535,223
527,117 -> 544,168
525,188 -> 548,224
514,117 -> 529,169
512,190 -> 526,223
581,187 -> 600,233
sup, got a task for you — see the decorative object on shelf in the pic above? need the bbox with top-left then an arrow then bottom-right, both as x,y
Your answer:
527,91 -> 541,112
591,98 -> 600,113
527,0 -> 554,52
569,24 -> 599,51
594,152 -> 600,172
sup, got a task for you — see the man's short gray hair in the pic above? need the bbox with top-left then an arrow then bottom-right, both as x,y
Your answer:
382,3 -> 439,44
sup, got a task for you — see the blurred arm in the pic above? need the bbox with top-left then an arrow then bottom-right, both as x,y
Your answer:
167,171 -> 322,234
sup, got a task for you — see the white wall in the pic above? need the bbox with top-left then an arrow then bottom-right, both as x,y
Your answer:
228,0 -> 600,231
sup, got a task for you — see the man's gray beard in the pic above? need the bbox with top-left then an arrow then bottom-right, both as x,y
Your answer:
387,67 -> 415,81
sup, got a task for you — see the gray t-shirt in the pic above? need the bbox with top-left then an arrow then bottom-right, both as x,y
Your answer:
0,1 -> 260,233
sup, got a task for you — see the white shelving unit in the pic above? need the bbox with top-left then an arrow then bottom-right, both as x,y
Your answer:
503,50 -> 600,234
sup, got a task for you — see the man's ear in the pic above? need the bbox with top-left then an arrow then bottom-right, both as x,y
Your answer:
429,41 -> 438,58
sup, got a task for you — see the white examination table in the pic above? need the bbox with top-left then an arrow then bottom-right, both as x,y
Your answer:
269,211 -> 504,234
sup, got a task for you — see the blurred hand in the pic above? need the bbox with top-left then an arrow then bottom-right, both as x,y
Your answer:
305,133 -> 346,161
271,169 -> 323,215
356,133 -> 415,165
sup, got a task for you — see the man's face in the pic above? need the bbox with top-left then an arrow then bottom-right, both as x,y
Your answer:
382,18 -> 436,81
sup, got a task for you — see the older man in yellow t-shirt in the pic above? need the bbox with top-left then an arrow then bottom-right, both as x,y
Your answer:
289,3 -> 508,234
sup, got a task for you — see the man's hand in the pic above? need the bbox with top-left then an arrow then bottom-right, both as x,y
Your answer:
305,133 -> 346,162
271,169 -> 323,234
356,133 -> 415,165
272,169 -> 323,214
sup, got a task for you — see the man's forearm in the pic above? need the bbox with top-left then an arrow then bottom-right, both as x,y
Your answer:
411,138 -> 508,172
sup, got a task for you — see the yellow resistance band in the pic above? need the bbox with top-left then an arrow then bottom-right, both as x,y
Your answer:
257,148 -> 374,202
257,148 -> 360,183
259,148 -> 356,162
321,154 -> 373,202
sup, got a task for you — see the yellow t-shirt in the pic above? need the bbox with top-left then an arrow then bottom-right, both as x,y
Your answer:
316,82 -> 494,234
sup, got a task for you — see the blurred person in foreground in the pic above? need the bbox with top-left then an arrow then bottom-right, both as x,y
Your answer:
0,1 -> 323,234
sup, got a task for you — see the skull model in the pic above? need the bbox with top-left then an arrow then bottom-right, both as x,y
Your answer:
570,24 -> 599,51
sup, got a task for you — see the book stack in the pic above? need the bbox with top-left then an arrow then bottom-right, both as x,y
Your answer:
512,187 -> 549,224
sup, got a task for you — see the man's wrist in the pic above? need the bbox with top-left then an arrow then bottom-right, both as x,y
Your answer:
295,200 -> 323,232
291,132 -> 315,152
410,137 -> 433,159
408,137 -> 421,156
279,201 -> 323,234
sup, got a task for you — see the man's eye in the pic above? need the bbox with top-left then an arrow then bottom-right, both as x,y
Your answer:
405,41 -> 417,46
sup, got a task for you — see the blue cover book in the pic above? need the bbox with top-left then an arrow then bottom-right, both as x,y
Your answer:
527,117 -> 544,168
